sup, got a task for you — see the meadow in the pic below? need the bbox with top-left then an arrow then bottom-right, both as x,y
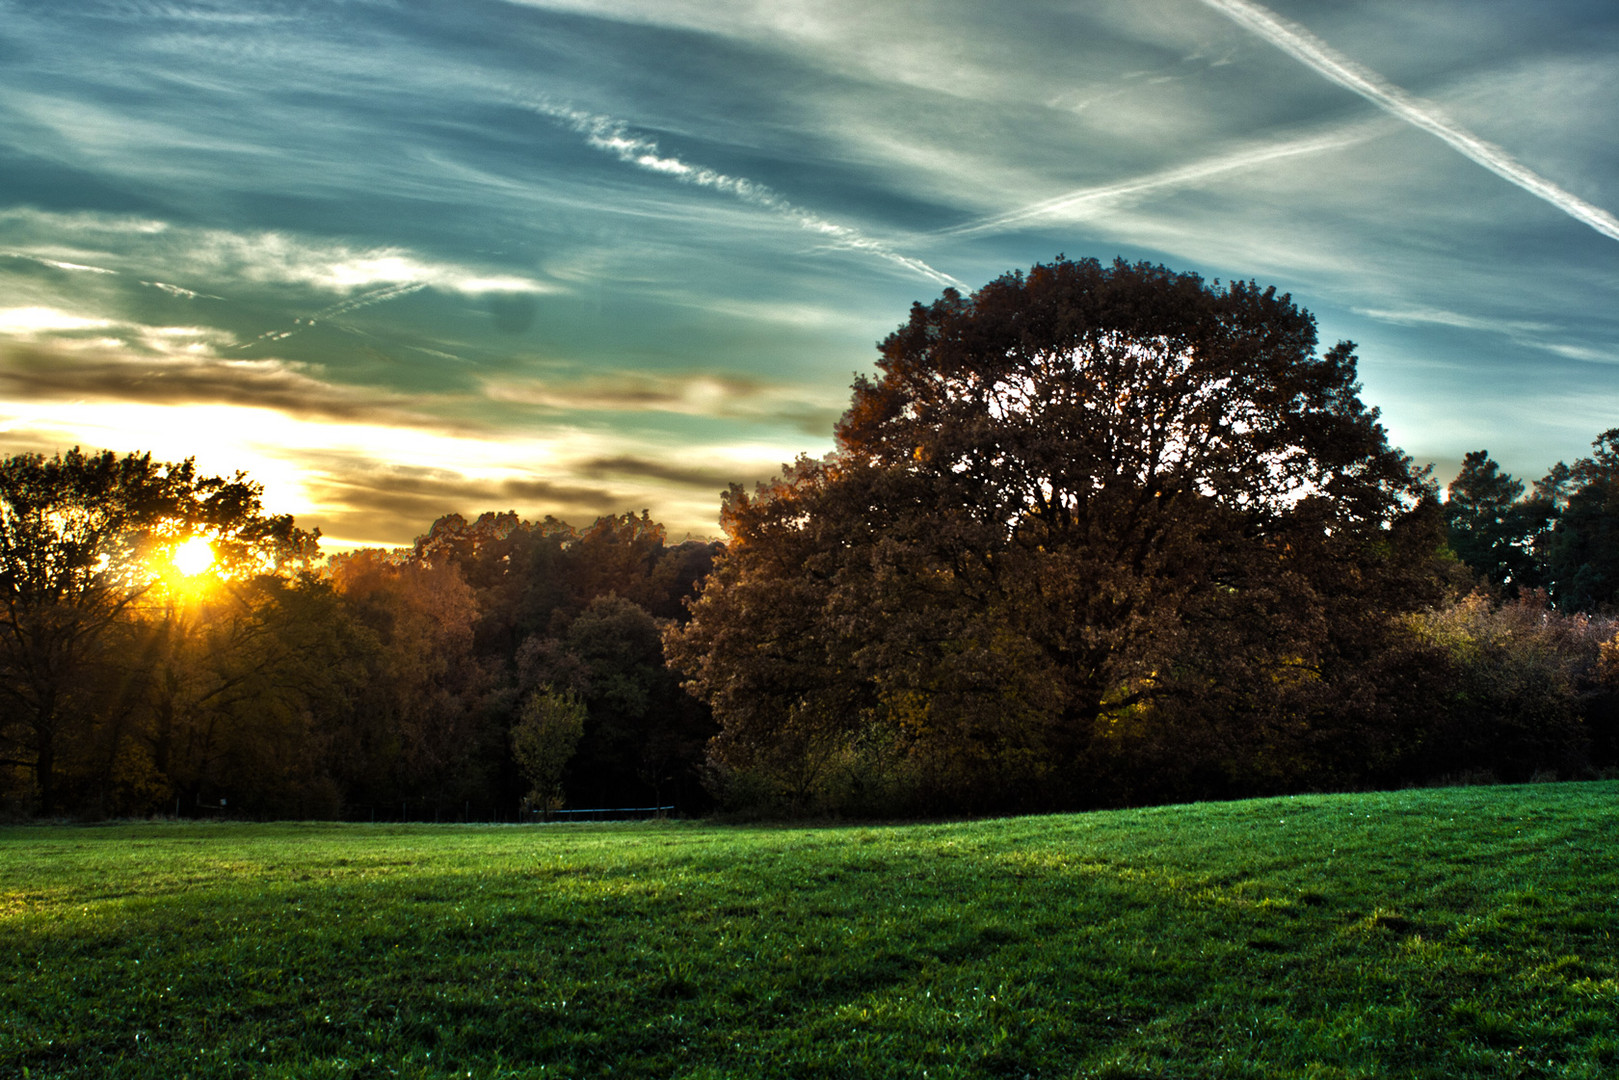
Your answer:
2,782 -> 1615,1079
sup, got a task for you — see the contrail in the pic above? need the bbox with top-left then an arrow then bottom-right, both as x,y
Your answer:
532,102 -> 967,290
942,125 -> 1377,238
1200,0 -> 1619,243
311,280 -> 427,321
235,281 -> 428,350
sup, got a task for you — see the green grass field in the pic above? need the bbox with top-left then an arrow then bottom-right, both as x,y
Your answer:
2,782 -> 1616,1079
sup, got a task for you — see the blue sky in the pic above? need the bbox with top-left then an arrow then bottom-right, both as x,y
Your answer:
2,0 -> 1616,547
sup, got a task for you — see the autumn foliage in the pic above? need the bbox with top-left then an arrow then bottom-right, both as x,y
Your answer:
7,261 -> 1619,819
0,460 -> 718,819
667,259 -> 1617,814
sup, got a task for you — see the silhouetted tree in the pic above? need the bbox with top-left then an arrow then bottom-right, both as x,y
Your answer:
325,550 -> 490,814
517,594 -> 715,809
1541,430 -> 1619,612
394,509 -> 718,814
133,575 -> 362,818
0,448 -> 314,814
1444,450 -> 1551,592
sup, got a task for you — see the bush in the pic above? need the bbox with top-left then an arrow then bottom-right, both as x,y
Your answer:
1409,592 -> 1613,780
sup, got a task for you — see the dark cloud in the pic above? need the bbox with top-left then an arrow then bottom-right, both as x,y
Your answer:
577,454 -> 758,490
497,476 -> 624,505
0,343 -> 473,433
297,458 -> 627,547
780,405 -> 845,438
490,372 -> 768,411
487,371 -> 845,435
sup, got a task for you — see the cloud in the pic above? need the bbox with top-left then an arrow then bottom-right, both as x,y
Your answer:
526,100 -> 966,289
178,230 -> 558,297
16,256 -> 117,274
576,454 -> 758,490
1538,343 -> 1618,365
1354,306 -> 1615,365
484,370 -> 846,434
676,295 -> 888,333
3,209 -> 565,362
0,207 -> 170,238
270,430 -> 771,548
0,307 -> 119,335
307,462 -> 621,519
0,208 -> 558,298
1354,306 -> 1551,335
234,281 -> 433,351
143,281 -> 217,300
0,341 -> 464,430
491,0 -> 1071,103
289,455 -> 639,549
1199,0 -> 1619,243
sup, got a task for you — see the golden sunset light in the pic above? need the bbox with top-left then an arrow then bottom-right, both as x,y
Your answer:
4,6 -> 1619,1072
170,536 -> 214,577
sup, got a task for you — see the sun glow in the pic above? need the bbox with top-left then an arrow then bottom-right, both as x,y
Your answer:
172,536 -> 215,577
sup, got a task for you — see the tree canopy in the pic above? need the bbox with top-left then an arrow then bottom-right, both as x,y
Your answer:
0,448 -> 317,813
1540,431 -> 1619,612
1443,433 -> 1619,612
669,258 -> 1448,813
1442,450 -> 1552,594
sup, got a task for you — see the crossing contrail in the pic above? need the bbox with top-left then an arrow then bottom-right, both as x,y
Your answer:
1199,0 -> 1619,243
235,281 -> 428,350
311,280 -> 428,321
942,125 -> 1375,237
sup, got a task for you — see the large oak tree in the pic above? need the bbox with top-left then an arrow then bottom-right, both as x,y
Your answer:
669,258 -> 1447,812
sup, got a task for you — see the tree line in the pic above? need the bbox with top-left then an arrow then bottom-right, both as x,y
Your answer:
1444,438 -> 1619,610
0,453 -> 719,819
6,257 -> 1619,819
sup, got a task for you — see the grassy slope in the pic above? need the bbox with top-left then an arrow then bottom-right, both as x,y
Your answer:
1,783 -> 1615,1079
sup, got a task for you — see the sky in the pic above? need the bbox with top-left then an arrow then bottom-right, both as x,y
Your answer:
2,0 -> 1617,549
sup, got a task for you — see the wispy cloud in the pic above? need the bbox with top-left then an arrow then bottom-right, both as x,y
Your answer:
0,207 -> 170,238
2,209 -> 559,354
142,281 -> 217,300
942,123 -> 1380,237
1355,306 -> 1552,335
484,370 -> 846,434
12,256 -> 118,275
1199,0 -> 1619,244
1354,305 -> 1616,365
528,101 -> 966,289
1,208 -> 558,298
181,231 -> 556,296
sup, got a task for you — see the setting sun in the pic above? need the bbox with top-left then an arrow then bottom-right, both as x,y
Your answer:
172,536 -> 215,577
